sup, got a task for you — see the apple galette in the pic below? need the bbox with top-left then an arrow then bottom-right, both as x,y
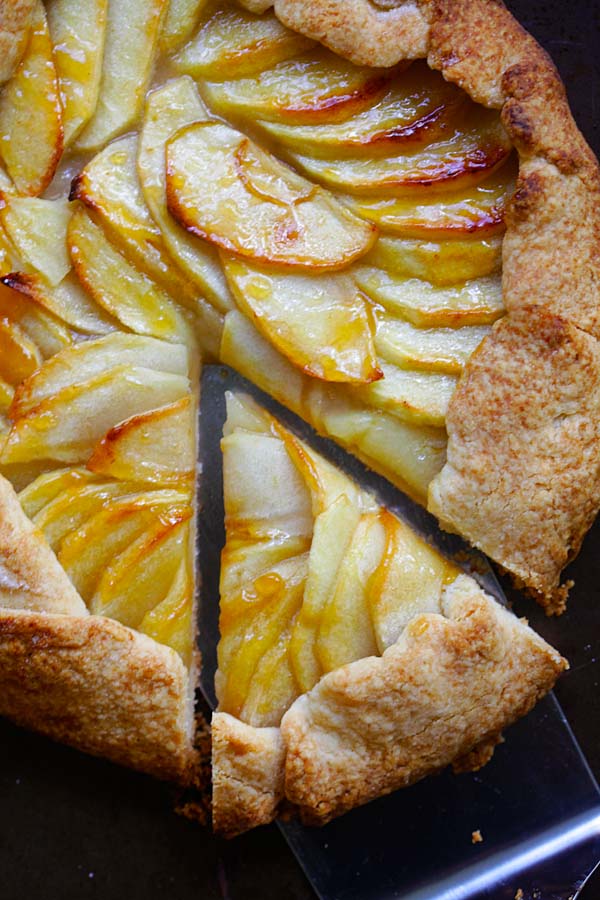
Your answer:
0,0 -> 595,828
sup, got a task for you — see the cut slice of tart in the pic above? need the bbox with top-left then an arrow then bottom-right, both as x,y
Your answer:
212,392 -> 566,835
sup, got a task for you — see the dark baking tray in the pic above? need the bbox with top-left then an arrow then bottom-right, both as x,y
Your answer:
1,2 -> 599,898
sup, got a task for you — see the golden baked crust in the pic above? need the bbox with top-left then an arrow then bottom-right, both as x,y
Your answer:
212,576 -> 566,833
0,474 -> 86,616
0,608 -> 198,783
0,0 -> 34,85
267,0 -> 600,607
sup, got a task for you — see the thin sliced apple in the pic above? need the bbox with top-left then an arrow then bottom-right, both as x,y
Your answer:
289,495 -> 360,693
19,467 -> 100,517
201,47 -> 391,125
240,618 -> 300,728
354,268 -> 504,327
139,559 -> 194,663
0,377 -> 14,415
0,317 -> 42,385
347,160 -> 515,238
2,271 -> 118,335
139,79 -> 234,316
59,489 -> 190,600
11,333 -> 188,418
356,362 -> 457,427
167,122 -> 376,270
365,235 -> 503,286
2,365 -> 190,464
46,0 -> 108,146
0,1 -> 63,195
315,512 -> 383,672
368,514 -> 458,653
68,206 -> 191,344
0,281 -> 72,360
175,3 -> 314,79
258,64 -> 466,158
0,198 -> 71,286
89,512 -> 192,628
87,396 -> 195,484
0,223 -> 18,275
292,109 -> 511,195
160,0 -> 208,54
74,0 -> 166,152
0,0 -> 35,86
222,254 -> 380,383
375,315 -> 490,374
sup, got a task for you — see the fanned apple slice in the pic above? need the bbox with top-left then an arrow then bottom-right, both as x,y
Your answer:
74,0 -> 166,152
0,318 -> 42,386
58,489 -> 190,600
355,268 -> 504,327
347,160 -> 515,238
11,333 -> 188,418
356,362 -> 457,427
160,0 -> 208,54
138,79 -> 234,315
0,378 -> 14,417
2,271 -> 118,335
201,48 -> 391,125
0,199 -> 71,286
0,282 -> 72,359
221,311 -> 447,502
0,0 -> 35,86
368,516 -> 458,653
0,223 -> 18,275
19,467 -> 100,517
222,254 -> 380,383
174,3 -> 315,79
0,1 -> 63,195
375,315 -> 490,374
46,0 -> 108,146
138,560 -> 194,665
365,235 -> 502,286
87,396 -> 195,485
167,122 -> 376,270
89,511 -> 192,627
68,206 -> 191,344
1,365 -> 190,464
292,109 -> 511,195
258,65 -> 466,158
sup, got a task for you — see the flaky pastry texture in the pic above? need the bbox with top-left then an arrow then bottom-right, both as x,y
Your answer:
213,576 -> 566,834
258,0 -> 600,610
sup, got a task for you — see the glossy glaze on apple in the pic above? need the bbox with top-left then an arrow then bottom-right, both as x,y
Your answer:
0,0 -> 514,659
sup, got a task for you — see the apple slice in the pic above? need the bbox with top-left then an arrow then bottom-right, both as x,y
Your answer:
0,282 -> 72,359
201,47 -> 391,125
19,467 -> 100,517
138,560 -> 194,663
87,396 -> 195,485
222,254 -> 380,383
167,122 -> 376,270
1,271 -> 118,335
138,79 -> 234,316
375,315 -> 490,374
258,64 -> 466,158
74,0 -> 166,152
11,333 -> 188,418
347,159 -> 515,238
240,617 -> 300,728
368,514 -> 459,653
89,511 -> 192,628
354,268 -> 504,328
315,512 -> 384,672
356,362 -> 457,427
2,365 -> 190,464
174,3 -> 315,79
0,199 -> 72,286
0,317 -> 42,385
0,1 -> 63,195
365,235 -> 502,286
58,489 -> 190,600
289,495 -> 360,693
0,0 -> 35,86
291,109 -> 511,195
46,0 -> 108,146
68,206 -> 191,344
159,0 -> 208,54
0,377 -> 14,415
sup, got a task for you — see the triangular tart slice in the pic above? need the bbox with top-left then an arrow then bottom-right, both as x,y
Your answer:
212,393 -> 567,835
